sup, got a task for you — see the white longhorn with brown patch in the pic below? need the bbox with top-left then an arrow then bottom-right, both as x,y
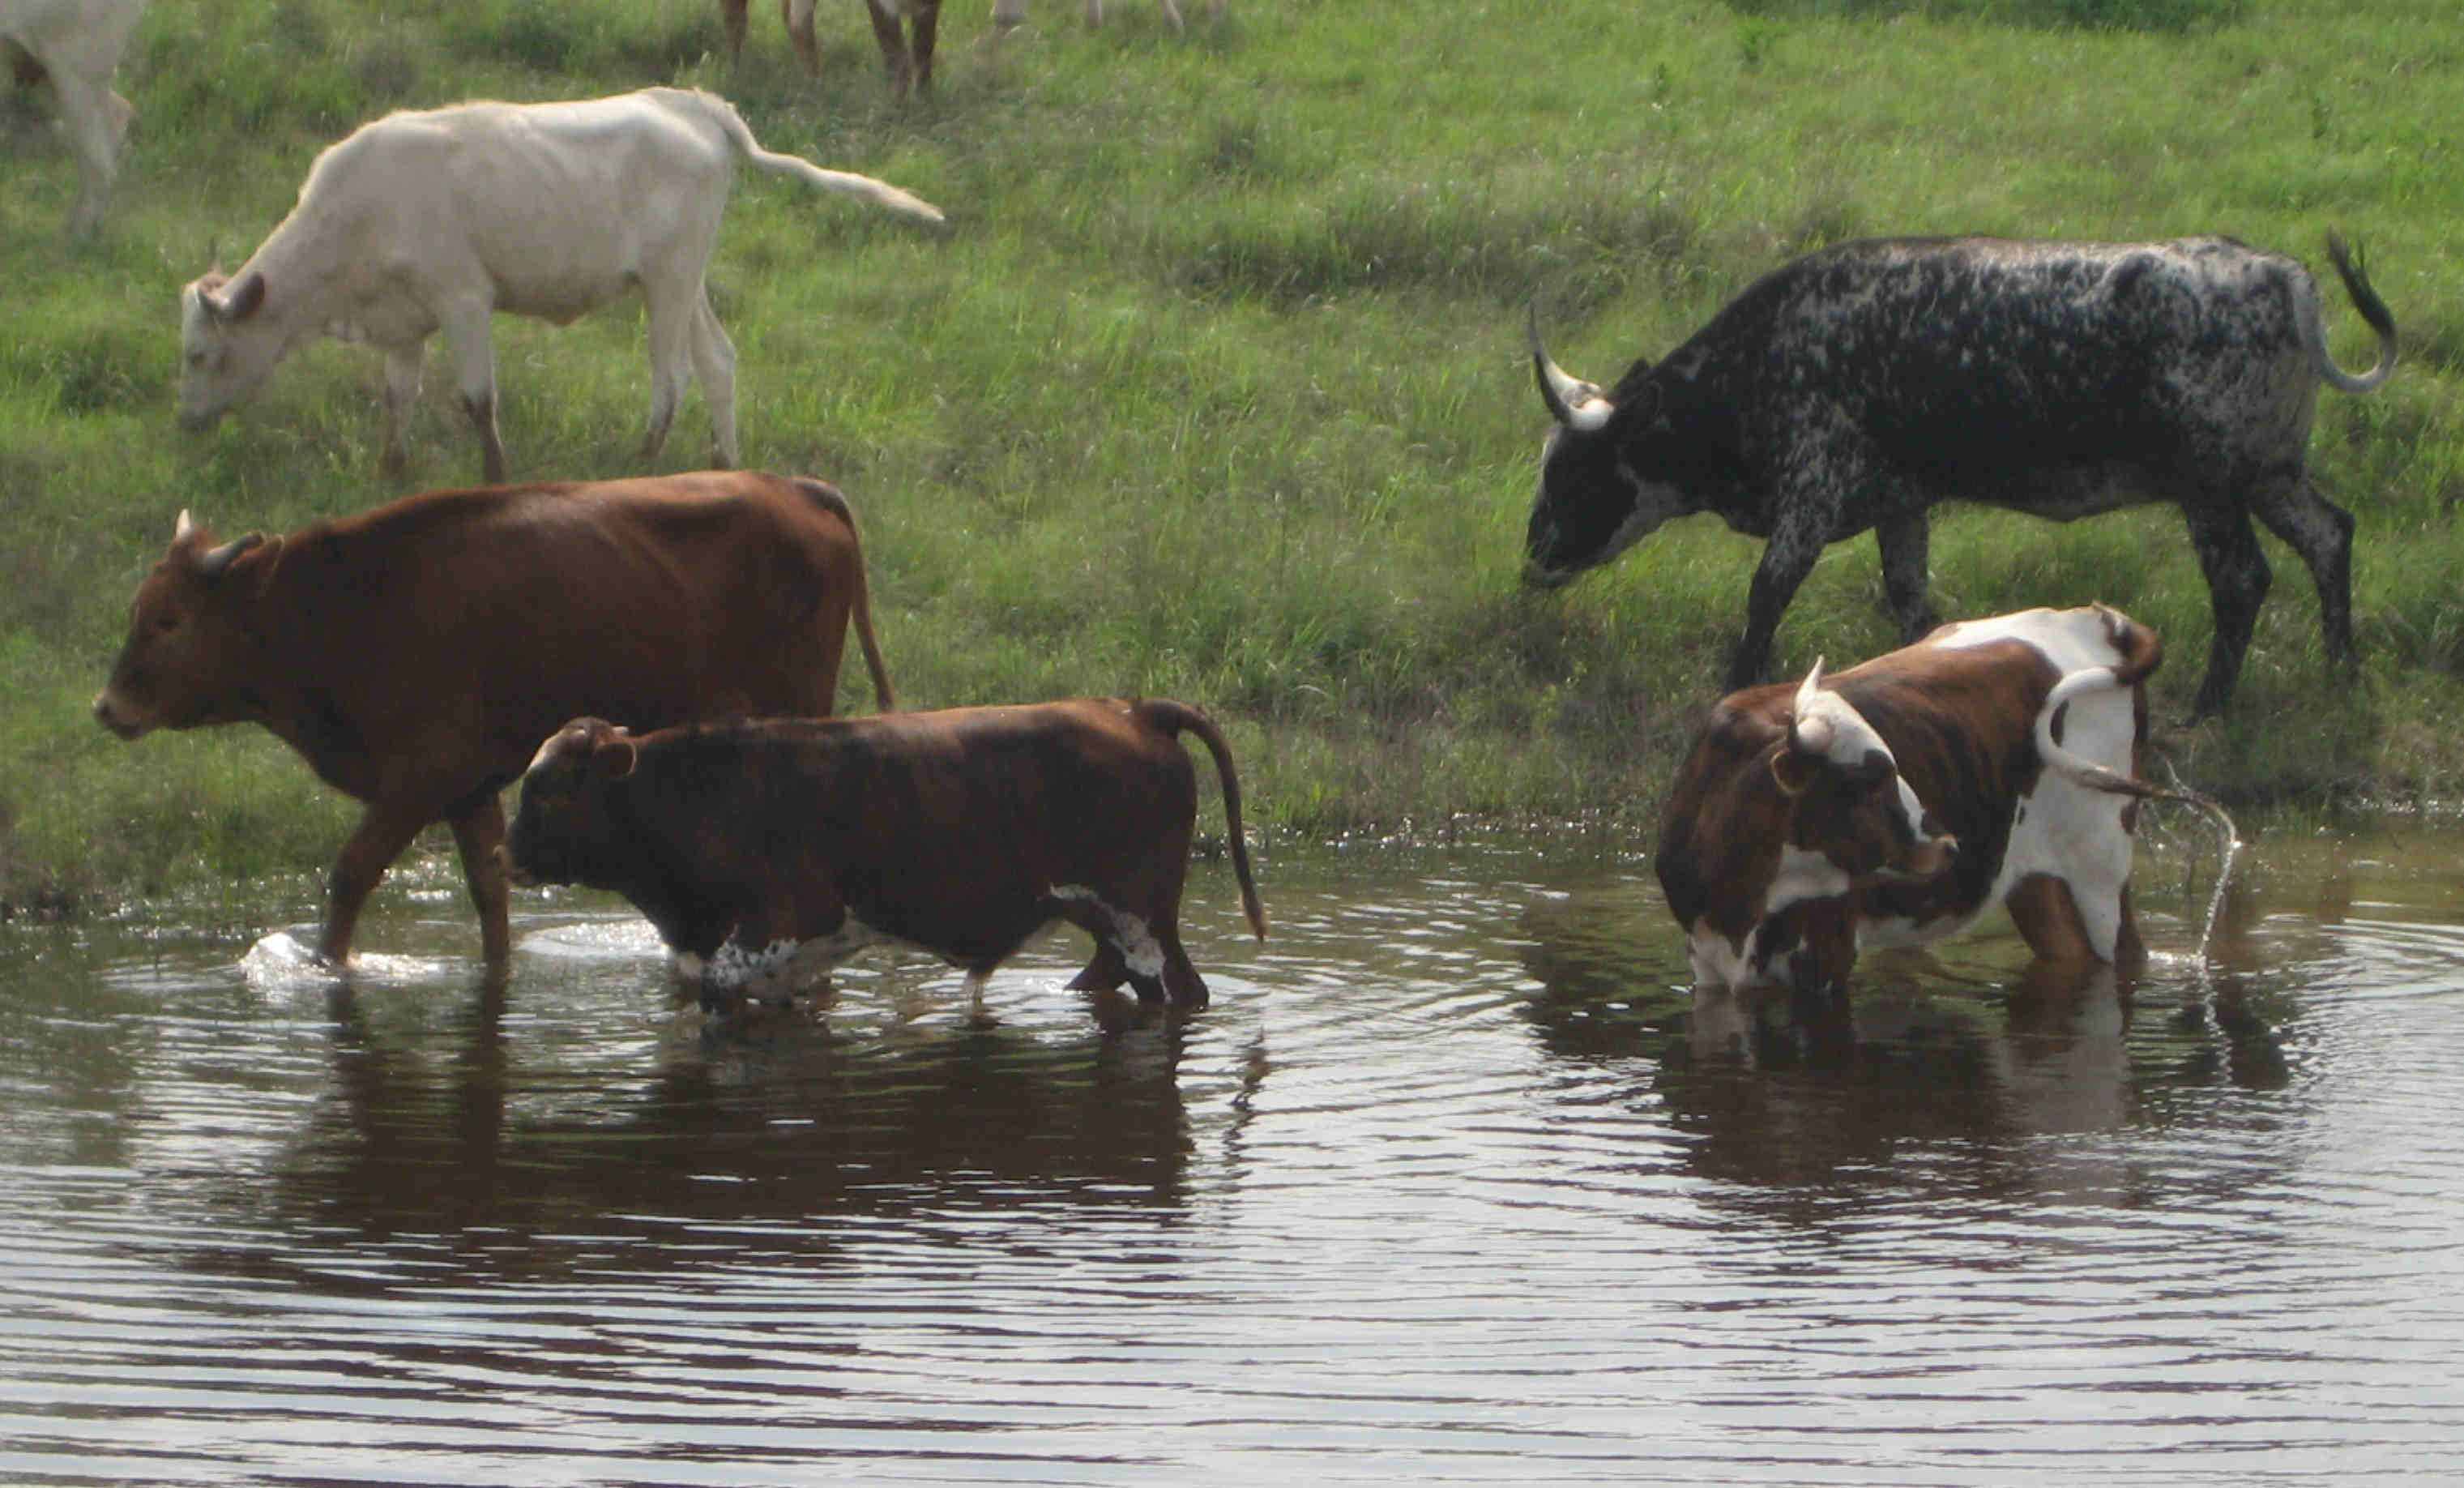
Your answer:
1656,605 -> 2198,999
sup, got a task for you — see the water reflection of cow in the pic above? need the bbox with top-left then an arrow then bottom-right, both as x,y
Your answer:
213,984 -> 1222,1272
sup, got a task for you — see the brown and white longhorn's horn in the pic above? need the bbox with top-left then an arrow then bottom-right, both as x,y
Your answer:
173,508 -> 197,542
1527,304 -> 1615,433
1789,659 -> 1837,755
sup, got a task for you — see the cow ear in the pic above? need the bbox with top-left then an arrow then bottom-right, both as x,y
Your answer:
591,736 -> 639,782
222,272 -> 267,322
1770,744 -> 1817,798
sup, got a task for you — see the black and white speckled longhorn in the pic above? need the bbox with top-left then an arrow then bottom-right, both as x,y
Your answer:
1523,233 -> 2398,715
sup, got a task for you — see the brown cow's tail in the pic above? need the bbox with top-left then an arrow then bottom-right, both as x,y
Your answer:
792,477 -> 896,712
1138,699 -> 1269,940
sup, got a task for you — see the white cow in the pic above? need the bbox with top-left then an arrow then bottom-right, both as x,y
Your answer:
990,0 -> 1225,31
2,0 -> 144,238
177,86 -> 946,484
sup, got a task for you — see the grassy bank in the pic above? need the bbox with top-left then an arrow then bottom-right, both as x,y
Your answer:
4,0 -> 2462,913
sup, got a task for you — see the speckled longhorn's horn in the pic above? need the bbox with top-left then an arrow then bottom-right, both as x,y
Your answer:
1527,304 -> 1614,434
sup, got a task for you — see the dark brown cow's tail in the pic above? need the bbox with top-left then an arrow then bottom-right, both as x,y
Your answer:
1138,699 -> 1269,940
792,477 -> 896,712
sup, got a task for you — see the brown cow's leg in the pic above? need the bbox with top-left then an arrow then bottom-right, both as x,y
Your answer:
720,0 -> 751,62
449,794 -> 514,967
322,803 -> 432,965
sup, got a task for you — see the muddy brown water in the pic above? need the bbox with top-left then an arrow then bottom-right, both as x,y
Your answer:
3,820 -> 2462,1485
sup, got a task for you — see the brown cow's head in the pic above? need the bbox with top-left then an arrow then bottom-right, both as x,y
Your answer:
505,717 -> 640,890
93,511 -> 284,740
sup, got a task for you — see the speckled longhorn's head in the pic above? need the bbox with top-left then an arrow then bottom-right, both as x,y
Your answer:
1522,306 -> 1687,588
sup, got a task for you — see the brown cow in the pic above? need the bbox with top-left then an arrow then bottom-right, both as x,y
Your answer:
721,0 -> 942,98
504,699 -> 1268,1017
93,470 -> 894,968
1655,605 -> 2206,1001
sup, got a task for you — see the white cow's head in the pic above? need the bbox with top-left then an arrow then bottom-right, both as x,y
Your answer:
177,264 -> 284,432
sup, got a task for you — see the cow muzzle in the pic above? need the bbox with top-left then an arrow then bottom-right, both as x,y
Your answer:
92,691 -> 147,740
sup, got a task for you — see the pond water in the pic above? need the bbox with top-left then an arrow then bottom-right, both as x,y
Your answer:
3,818 -> 2462,1485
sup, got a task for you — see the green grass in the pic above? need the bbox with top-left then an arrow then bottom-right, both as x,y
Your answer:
5,0 -> 2464,911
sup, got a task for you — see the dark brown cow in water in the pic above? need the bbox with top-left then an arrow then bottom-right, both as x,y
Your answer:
93,470 -> 894,968
504,699 -> 1268,1016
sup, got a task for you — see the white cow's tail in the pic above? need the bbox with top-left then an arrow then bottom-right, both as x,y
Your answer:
694,89 -> 946,228
2304,230 -> 2398,395
2035,664 -> 2238,849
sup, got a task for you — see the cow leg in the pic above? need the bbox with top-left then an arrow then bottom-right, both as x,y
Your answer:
962,967 -> 997,1028
864,0 -> 914,95
2250,470 -> 2359,686
2182,505 -> 2272,716
1083,0 -> 1103,24
690,294 -> 739,468
991,0 -> 1027,28
908,2 -> 940,90
441,304 -> 506,483
639,288 -> 696,464
447,793 -> 514,967
1874,510 -> 1940,642
322,802 -> 433,965
720,0 -> 751,62
380,344 -> 423,477
1065,940 -> 1131,994
2004,872 -> 2104,973
1157,930 -> 1209,1011
1728,514 -> 1826,690
45,66 -> 119,239
784,0 -> 820,77
1155,0 -> 1185,30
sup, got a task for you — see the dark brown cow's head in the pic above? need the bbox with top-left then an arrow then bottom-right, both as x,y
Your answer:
504,716 -> 640,890
93,511 -> 284,739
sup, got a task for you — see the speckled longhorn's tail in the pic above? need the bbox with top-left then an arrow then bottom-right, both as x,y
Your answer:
1135,699 -> 1269,940
2314,231 -> 2398,395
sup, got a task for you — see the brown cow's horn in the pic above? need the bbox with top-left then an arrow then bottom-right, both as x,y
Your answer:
1527,304 -> 1614,434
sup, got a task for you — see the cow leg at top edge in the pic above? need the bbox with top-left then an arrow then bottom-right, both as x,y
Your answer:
864,0 -> 913,94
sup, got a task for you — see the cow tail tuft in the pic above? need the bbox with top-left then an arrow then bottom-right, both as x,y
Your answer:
1139,699 -> 1269,939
